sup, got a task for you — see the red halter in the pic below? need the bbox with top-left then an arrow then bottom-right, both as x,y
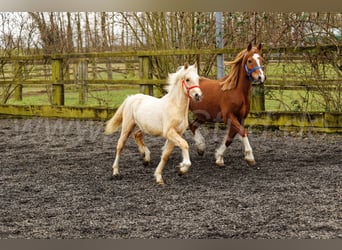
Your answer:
182,79 -> 200,98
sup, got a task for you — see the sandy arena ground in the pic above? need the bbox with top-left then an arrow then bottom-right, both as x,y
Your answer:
1,118 -> 341,239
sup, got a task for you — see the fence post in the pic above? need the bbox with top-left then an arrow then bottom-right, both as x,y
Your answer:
51,57 -> 64,106
14,61 -> 23,101
77,59 -> 88,105
215,12 -> 224,79
251,84 -> 265,112
139,56 -> 153,96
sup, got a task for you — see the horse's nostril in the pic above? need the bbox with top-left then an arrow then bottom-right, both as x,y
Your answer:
193,93 -> 202,102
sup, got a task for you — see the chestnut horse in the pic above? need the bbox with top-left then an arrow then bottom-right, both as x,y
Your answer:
189,43 -> 266,166
105,63 -> 202,185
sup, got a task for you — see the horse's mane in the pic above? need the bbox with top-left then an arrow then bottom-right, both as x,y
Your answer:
164,68 -> 182,93
219,49 -> 247,91
165,64 -> 194,93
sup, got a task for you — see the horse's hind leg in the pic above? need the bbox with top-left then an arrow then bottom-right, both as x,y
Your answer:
154,140 -> 175,185
215,128 -> 236,167
134,130 -> 151,166
235,119 -> 256,166
112,120 -> 135,177
189,118 -> 205,155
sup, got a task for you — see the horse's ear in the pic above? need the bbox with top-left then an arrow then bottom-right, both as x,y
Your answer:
247,42 -> 252,51
193,62 -> 197,68
184,62 -> 189,69
257,43 -> 262,51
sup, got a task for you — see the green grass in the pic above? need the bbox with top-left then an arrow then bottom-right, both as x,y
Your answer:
7,86 -> 334,112
262,61 -> 341,112
265,89 -> 327,112
7,85 -> 141,108
6,82 -> 339,112
265,61 -> 340,80
65,86 -> 141,107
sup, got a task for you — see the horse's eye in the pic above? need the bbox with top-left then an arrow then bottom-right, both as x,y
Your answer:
247,59 -> 252,64
186,78 -> 190,82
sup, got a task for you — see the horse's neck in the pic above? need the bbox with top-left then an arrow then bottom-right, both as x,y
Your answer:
237,65 -> 252,97
165,81 -> 189,110
167,83 -> 190,127
164,83 -> 189,128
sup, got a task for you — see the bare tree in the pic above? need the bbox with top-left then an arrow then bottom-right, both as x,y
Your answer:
0,12 -> 341,110
0,13 -> 40,103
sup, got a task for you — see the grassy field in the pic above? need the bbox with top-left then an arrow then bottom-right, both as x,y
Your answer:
265,61 -> 340,80
265,89 -> 328,112
7,85 -> 141,108
5,84 -> 335,112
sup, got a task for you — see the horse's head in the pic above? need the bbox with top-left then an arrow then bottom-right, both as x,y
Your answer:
243,43 -> 266,84
221,43 -> 266,91
179,62 -> 203,102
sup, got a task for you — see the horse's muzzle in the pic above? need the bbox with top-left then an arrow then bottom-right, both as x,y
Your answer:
255,75 -> 266,84
193,93 -> 203,102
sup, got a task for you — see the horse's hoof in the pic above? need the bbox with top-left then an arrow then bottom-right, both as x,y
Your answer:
246,159 -> 256,166
197,149 -> 204,156
143,160 -> 150,166
156,179 -> 165,185
215,161 -> 225,167
157,180 -> 165,185
178,168 -> 190,176
178,170 -> 185,176
110,174 -> 122,180
177,164 -> 190,176
178,168 -> 186,176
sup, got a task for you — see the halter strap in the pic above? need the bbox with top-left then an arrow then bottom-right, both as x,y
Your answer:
245,64 -> 262,82
182,79 -> 200,98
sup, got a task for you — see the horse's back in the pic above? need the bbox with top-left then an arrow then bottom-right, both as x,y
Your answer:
125,93 -> 159,110
127,93 -> 164,136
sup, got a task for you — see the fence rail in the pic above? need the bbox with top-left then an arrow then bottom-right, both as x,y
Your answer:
1,46 -> 341,132
0,105 -> 341,133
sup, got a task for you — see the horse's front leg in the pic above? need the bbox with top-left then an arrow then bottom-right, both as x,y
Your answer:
215,125 -> 236,167
216,116 -> 249,166
166,129 -> 191,175
154,140 -> 175,185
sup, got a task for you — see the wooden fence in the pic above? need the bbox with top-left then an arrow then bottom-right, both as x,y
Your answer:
0,46 -> 341,133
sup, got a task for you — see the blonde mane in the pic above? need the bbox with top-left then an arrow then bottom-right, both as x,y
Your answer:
164,68 -> 181,93
164,63 -> 196,93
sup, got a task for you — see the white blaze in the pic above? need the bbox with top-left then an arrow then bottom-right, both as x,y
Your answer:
253,53 -> 265,81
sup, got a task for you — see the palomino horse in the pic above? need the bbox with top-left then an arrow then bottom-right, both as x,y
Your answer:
105,63 -> 203,185
189,43 -> 266,166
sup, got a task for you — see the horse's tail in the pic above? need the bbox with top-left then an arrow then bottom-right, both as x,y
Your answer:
104,98 -> 127,135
